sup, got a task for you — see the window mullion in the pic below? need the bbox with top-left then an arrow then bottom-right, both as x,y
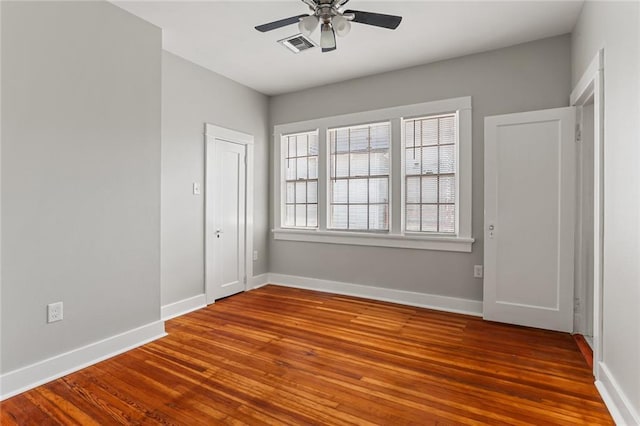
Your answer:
419,120 -> 424,232
367,126 -> 371,230
347,128 -> 351,228
305,134 -> 310,227
319,127 -> 328,230
436,118 -> 440,233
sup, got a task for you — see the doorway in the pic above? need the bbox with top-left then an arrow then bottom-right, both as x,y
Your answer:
575,100 -> 595,348
483,51 -> 604,377
570,49 -> 604,379
205,124 -> 255,304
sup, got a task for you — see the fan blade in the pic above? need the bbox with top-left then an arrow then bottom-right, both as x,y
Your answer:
344,10 -> 402,29
320,24 -> 336,52
255,14 -> 309,32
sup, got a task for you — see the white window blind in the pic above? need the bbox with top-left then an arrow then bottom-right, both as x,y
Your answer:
328,122 -> 390,231
404,114 -> 457,233
283,131 -> 318,228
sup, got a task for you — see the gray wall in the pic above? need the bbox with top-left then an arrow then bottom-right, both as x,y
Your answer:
572,1 -> 640,418
1,1 -> 161,372
161,51 -> 269,306
269,35 -> 571,301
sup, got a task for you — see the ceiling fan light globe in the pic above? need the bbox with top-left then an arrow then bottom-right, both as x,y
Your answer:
320,23 -> 336,49
298,15 -> 318,36
332,16 -> 351,37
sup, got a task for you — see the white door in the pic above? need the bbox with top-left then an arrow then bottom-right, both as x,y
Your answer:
484,107 -> 576,332
206,138 -> 246,303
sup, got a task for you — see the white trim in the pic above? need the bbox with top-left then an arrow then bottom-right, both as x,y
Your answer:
0,320 -> 166,401
249,273 -> 270,290
457,107 -> 473,238
391,117 -> 402,233
570,50 -> 604,106
205,124 -> 254,145
161,294 -> 206,320
273,228 -> 473,252
595,362 -> 640,426
273,97 -> 471,133
267,273 -> 482,317
0,1 -> 3,387
273,97 -> 473,251
570,49 -> 605,381
245,142 -> 255,291
205,124 -> 254,305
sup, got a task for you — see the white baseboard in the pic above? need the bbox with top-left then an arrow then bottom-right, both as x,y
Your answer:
0,320 -> 166,401
595,362 -> 640,425
161,294 -> 206,320
160,275 -> 272,320
267,273 -> 483,317
250,273 -> 270,290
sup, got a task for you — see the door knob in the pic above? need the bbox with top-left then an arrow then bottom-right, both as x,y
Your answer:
489,225 -> 494,230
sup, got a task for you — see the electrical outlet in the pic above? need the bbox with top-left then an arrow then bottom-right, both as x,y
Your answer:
253,250 -> 258,261
192,182 -> 201,195
47,302 -> 63,323
473,265 -> 483,278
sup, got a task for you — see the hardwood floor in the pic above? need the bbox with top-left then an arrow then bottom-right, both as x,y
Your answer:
573,334 -> 594,370
1,285 -> 613,425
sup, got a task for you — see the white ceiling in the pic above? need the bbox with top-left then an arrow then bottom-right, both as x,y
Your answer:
113,1 -> 584,95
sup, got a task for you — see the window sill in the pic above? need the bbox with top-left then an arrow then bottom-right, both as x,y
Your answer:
272,229 -> 474,252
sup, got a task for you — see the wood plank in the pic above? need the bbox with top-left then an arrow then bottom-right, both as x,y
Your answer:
0,285 -> 613,425
573,333 -> 594,369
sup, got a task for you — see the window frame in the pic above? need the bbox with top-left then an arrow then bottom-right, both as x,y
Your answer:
401,112 -> 460,235
327,121 -> 392,232
280,130 -> 320,229
272,96 -> 474,252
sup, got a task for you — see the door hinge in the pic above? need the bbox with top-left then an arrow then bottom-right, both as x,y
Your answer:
575,124 -> 582,143
243,276 -> 247,285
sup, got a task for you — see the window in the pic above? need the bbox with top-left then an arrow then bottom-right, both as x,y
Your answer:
282,131 -> 318,228
404,114 -> 457,233
273,96 -> 473,252
328,122 -> 390,231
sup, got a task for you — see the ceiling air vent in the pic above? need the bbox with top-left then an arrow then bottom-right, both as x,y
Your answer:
278,34 -> 317,54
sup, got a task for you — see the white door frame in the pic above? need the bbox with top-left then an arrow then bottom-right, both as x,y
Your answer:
569,49 -> 604,380
204,124 -> 254,304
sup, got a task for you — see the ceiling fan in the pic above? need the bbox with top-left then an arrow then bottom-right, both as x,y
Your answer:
255,0 -> 402,53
